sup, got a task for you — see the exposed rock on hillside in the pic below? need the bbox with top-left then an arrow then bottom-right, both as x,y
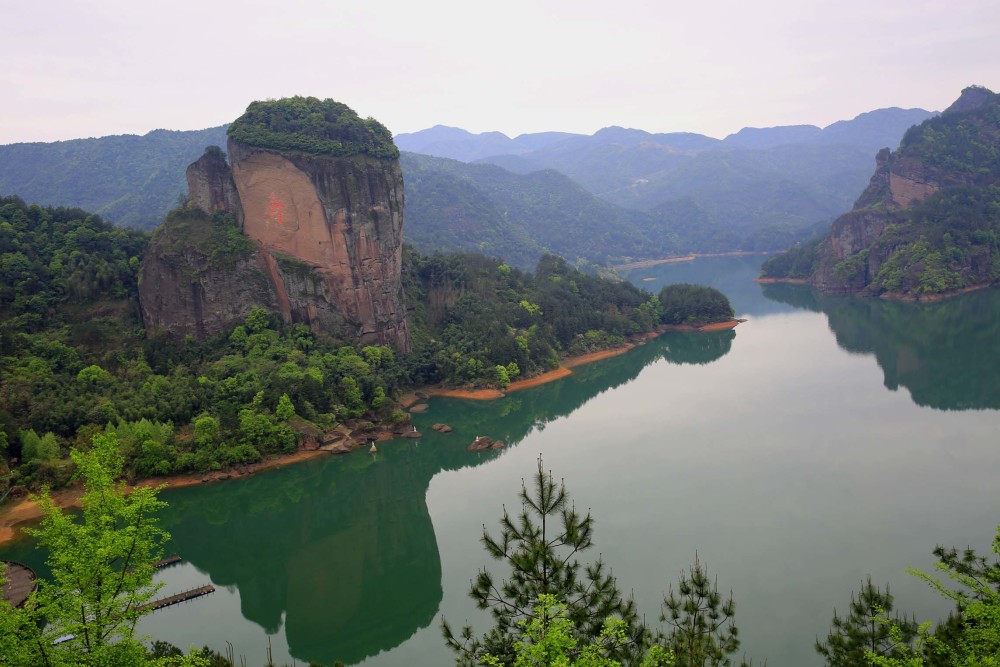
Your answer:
186,145 -> 243,221
140,98 -> 410,349
763,86 -> 1000,297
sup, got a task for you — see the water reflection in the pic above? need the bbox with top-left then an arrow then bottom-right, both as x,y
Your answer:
0,329 -> 735,665
762,284 -> 1000,411
159,331 -> 733,663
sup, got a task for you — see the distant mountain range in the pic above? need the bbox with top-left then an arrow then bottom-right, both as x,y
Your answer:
396,107 -> 935,257
0,106 -> 934,269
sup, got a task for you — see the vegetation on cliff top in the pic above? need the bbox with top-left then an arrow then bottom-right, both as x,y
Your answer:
227,96 -> 399,159
150,205 -> 254,271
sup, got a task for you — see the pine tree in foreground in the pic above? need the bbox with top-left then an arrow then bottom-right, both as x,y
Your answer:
816,577 -> 918,666
659,556 -> 739,667
442,456 -> 649,666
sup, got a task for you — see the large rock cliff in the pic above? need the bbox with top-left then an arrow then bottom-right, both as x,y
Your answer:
140,98 -> 410,350
765,86 -> 1000,297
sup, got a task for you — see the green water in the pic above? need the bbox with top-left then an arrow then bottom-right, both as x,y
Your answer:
5,256 -> 1000,666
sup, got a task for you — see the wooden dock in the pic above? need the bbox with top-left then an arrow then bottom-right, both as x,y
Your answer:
153,555 -> 182,569
140,585 -> 215,612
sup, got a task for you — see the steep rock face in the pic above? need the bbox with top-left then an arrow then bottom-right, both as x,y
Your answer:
806,86 -> 1000,295
139,208 -> 281,340
811,210 -> 893,292
140,99 -> 410,350
186,146 -> 243,221
227,140 -> 408,348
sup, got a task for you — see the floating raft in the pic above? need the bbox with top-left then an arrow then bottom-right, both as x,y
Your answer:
140,585 -> 215,612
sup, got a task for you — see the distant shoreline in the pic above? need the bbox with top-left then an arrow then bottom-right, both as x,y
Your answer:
754,277 -> 994,300
754,277 -> 810,285
614,251 -> 779,272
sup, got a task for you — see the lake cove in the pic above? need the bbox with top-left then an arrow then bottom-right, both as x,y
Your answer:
3,255 -> 999,666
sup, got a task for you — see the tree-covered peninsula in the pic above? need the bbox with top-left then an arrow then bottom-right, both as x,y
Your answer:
0,196 -> 733,490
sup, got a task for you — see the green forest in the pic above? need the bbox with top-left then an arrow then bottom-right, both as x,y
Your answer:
0,196 -> 731,491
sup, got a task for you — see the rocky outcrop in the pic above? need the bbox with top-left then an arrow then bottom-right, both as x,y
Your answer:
138,212 -> 283,339
186,146 -> 243,221
803,86 -> 1000,295
140,100 -> 411,350
942,85 -> 995,115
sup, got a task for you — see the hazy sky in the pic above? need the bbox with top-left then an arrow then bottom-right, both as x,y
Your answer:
4,0 -> 999,144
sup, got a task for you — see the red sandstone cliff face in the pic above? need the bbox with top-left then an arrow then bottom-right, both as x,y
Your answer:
140,143 -> 410,351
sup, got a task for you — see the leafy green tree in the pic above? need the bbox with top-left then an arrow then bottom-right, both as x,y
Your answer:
657,285 -> 734,326
868,526 -> 1000,666
19,429 -> 60,462
0,432 -> 207,665
442,456 -> 648,666
816,577 -> 918,666
482,595 -> 675,667
77,364 -> 112,386
659,557 -> 742,667
276,393 -> 296,421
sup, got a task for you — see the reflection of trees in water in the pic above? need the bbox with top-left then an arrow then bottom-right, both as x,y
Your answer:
149,332 -> 737,665
762,284 -> 1000,410
660,330 -> 735,366
428,332 -> 734,450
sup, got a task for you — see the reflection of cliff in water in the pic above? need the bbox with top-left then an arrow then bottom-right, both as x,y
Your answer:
762,284 -> 1000,410
153,331 -> 733,664
161,450 -> 448,665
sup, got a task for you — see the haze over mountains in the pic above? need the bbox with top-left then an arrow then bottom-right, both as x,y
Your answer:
0,105 -> 934,269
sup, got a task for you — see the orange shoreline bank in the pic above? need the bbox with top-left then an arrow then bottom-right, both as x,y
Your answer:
0,449 -> 331,545
415,318 -> 742,401
754,277 -> 809,285
0,319 -> 743,544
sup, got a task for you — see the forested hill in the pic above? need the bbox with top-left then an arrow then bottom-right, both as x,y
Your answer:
401,107 -> 935,254
0,195 -> 730,489
401,152 -> 679,269
0,126 -> 228,229
762,85 -> 1000,297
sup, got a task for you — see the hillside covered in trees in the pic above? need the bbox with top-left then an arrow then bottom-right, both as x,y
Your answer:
763,86 -> 1000,297
0,196 -> 730,490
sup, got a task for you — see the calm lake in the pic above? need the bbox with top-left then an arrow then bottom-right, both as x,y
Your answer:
4,254 -> 1000,666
